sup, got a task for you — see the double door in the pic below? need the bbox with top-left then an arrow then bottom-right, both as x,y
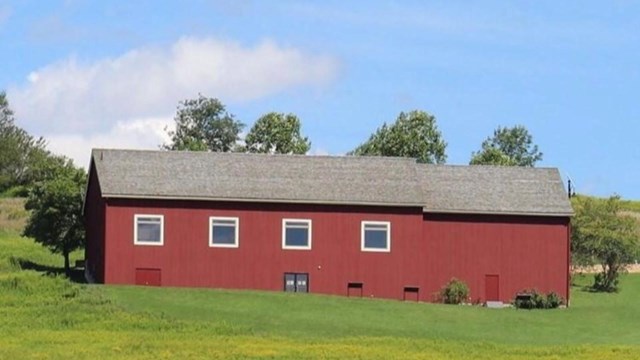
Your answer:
284,273 -> 309,293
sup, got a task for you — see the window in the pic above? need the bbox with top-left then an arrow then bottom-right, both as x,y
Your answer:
134,215 -> 164,246
361,221 -> 390,252
209,217 -> 239,248
282,219 -> 312,250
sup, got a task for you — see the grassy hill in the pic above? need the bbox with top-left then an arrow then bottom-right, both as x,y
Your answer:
2,198 -> 640,359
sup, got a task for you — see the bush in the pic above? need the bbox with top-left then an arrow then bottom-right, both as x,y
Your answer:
439,278 -> 469,305
546,292 -> 563,308
513,289 -> 564,309
593,272 -> 620,293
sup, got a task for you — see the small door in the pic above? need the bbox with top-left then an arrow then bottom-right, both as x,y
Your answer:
284,273 -> 309,293
284,273 -> 297,292
296,274 -> 308,293
136,268 -> 161,286
485,274 -> 499,301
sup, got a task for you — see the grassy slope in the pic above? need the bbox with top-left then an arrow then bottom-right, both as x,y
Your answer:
1,198 -> 640,359
620,199 -> 640,213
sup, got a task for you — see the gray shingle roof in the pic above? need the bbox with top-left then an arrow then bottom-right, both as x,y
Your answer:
91,149 -> 424,207
417,165 -> 574,216
90,149 -> 573,216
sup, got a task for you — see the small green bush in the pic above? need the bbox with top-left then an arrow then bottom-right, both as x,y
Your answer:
439,278 -> 470,305
546,292 -> 563,308
514,289 -> 564,309
593,272 -> 620,293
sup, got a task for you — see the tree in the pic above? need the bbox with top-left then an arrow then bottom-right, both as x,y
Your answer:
571,196 -> 639,292
244,112 -> 311,154
349,110 -> 447,164
163,95 -> 244,152
470,147 -> 518,166
23,158 -> 87,276
470,125 -> 542,167
0,91 -> 47,192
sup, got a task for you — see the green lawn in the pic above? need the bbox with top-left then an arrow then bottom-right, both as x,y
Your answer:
1,199 -> 639,359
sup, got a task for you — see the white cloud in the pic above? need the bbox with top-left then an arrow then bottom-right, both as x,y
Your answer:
7,36 -> 339,167
308,147 -> 330,156
46,117 -> 173,169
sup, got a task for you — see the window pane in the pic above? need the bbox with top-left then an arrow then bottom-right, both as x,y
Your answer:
212,224 -> 236,245
364,229 -> 387,249
137,223 -> 161,243
286,221 -> 309,228
285,227 -> 309,247
212,219 -> 236,226
365,224 -> 387,231
137,217 -> 161,224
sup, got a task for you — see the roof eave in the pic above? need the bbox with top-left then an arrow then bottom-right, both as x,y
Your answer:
101,193 -> 425,209
422,208 -> 574,217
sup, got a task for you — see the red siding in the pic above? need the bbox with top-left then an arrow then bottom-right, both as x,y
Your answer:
104,199 -> 424,301
84,163 -> 106,283
90,197 -> 570,303
423,213 -> 570,303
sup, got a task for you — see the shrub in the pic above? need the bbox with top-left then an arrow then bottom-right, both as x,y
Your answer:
546,292 -> 563,309
439,278 -> 469,305
593,272 -> 620,293
514,289 -> 564,309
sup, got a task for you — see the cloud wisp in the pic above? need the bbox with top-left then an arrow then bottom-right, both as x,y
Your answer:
8,37 -> 339,167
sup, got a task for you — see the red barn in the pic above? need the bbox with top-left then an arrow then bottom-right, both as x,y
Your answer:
84,149 -> 573,304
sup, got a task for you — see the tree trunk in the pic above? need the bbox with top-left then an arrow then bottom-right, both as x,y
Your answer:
63,250 -> 70,277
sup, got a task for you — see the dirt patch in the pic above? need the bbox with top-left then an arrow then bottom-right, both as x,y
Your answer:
573,264 -> 640,274
0,198 -> 27,233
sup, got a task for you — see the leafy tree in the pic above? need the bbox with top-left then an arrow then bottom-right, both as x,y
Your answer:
0,91 -> 47,193
470,125 -> 542,167
23,158 -> 87,276
571,196 -> 639,292
350,110 -> 447,164
163,95 -> 245,152
469,147 -> 518,166
244,112 -> 311,154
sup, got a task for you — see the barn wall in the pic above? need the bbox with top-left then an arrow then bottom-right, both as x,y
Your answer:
423,213 -> 570,303
99,198 -> 569,303
103,199 -> 425,300
83,163 -> 106,282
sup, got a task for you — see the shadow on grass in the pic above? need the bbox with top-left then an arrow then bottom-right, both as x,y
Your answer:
17,258 -> 87,284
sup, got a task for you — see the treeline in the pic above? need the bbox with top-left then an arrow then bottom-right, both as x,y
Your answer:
162,94 -> 544,167
0,92 -> 85,196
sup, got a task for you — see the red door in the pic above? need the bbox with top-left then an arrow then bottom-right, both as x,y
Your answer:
135,268 -> 161,286
485,274 -> 499,301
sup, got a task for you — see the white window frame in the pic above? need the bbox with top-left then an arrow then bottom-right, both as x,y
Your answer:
134,214 -> 164,246
282,218 -> 312,250
209,216 -> 239,248
361,221 -> 391,252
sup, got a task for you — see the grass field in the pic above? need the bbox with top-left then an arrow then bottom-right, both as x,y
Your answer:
1,198 -> 640,359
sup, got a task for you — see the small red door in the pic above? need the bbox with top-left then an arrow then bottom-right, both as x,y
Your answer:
485,274 -> 499,301
135,268 -> 161,286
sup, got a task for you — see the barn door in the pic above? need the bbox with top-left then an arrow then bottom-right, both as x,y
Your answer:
284,273 -> 309,293
485,274 -> 499,301
136,268 -> 161,286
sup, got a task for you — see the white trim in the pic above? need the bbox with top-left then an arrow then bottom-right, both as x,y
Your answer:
209,216 -> 239,248
361,221 -> 391,252
134,214 -> 164,246
282,218 -> 312,250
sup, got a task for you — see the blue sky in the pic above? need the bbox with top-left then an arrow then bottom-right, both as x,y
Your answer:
1,1 -> 639,198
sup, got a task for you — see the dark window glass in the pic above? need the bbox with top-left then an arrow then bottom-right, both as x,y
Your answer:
212,223 -> 236,245
285,227 -> 309,247
364,224 -> 388,249
137,221 -> 161,243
